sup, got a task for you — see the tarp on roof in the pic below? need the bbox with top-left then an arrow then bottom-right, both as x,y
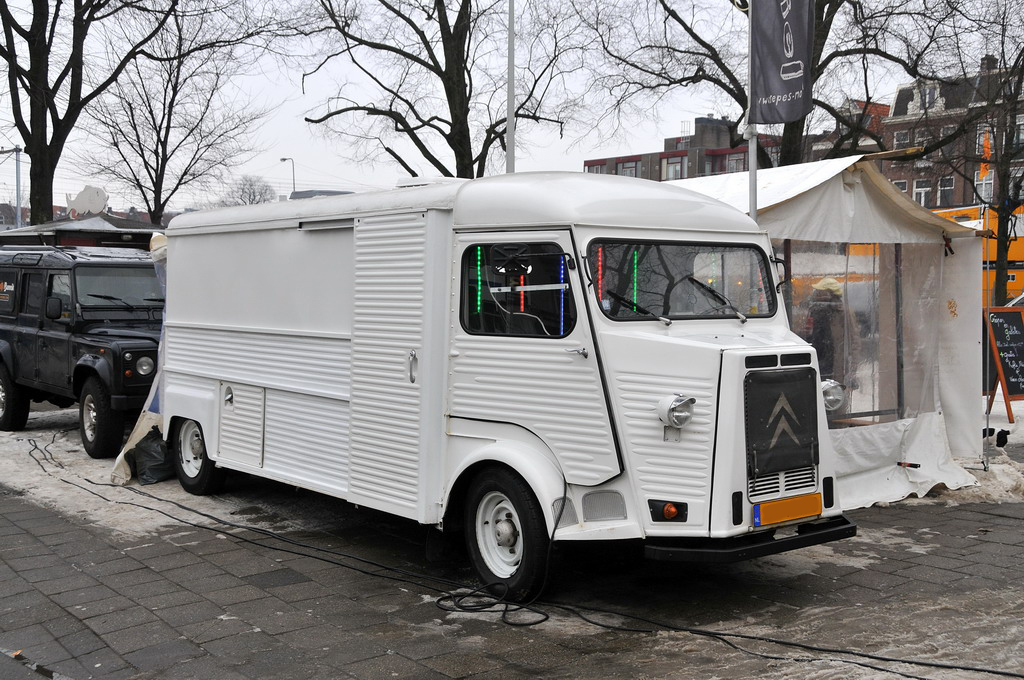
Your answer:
670,154 -> 976,243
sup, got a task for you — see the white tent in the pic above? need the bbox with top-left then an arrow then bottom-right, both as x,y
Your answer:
670,155 -> 981,509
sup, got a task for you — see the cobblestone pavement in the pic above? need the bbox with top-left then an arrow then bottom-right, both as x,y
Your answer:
1,422 -> 1023,679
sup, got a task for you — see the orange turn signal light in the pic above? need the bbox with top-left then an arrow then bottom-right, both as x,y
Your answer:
124,370 -> 133,378
647,499 -> 688,522
662,503 -> 679,520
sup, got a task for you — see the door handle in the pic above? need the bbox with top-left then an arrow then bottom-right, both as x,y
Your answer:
565,348 -> 589,359
408,350 -> 418,383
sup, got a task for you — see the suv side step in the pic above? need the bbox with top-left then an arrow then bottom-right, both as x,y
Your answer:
644,516 -> 857,563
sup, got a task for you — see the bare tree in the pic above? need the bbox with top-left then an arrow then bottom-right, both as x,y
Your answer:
293,0 -> 588,178
0,0 -> 179,224
218,175 -> 277,205
82,5 -> 269,225
895,1 -> 1024,304
579,0 -> 961,167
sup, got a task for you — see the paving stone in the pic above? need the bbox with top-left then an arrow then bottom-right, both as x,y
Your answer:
42,615 -> 87,639
49,584 -> 117,607
80,556 -> 146,578
153,600 -> 226,627
0,624 -> 57,651
157,653 -> 249,680
131,586 -> 203,611
343,651 -> 449,680
59,628 -> 108,657
67,595 -> 137,621
102,567 -> 164,589
77,646 -> 129,675
244,567 -> 312,589
205,584 -> 268,606
142,550 -> 206,572
122,638 -> 205,671
83,605 -> 159,635
182,573 -> 248,595
100,619 -> 182,656
894,564 -> 969,585
180,616 -> 260,645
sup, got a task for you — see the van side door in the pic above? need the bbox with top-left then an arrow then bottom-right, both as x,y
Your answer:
449,231 -> 621,486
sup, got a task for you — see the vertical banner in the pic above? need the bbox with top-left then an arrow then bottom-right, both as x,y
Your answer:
749,0 -> 815,124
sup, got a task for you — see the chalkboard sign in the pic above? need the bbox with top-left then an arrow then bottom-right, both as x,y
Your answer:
984,307 -> 1024,423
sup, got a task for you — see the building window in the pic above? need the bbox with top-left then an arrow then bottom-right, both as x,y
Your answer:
975,170 -> 994,203
585,164 -> 606,174
913,179 -> 931,207
938,176 -> 955,207
892,180 -> 908,193
1010,273 -> 1018,283
726,154 -> 744,173
893,130 -> 910,149
1013,114 -> 1024,149
662,156 -> 685,181
921,86 -> 937,110
617,161 -> 638,177
977,124 -> 994,155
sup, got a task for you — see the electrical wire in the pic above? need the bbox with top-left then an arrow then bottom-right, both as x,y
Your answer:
18,437 -> 1024,679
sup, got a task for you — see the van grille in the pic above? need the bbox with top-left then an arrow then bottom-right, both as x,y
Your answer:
748,466 -> 817,502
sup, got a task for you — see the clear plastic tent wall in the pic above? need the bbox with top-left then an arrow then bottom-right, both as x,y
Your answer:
672,158 -> 980,509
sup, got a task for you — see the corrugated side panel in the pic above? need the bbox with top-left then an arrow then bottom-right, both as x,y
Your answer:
164,325 -> 351,400
218,383 -> 265,467
615,373 -> 717,497
348,212 -> 426,513
263,390 -> 350,495
449,337 -> 619,484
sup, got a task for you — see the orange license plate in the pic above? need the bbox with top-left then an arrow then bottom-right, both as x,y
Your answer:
753,493 -> 822,527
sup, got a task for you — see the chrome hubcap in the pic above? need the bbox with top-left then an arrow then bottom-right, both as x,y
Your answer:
83,395 -> 96,441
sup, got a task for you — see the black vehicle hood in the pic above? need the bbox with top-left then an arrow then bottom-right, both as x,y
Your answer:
82,324 -> 161,343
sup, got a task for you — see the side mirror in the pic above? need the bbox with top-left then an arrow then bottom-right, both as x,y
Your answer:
45,297 -> 67,322
771,256 -> 789,293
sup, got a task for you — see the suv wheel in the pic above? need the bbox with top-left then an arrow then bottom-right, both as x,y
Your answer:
0,364 -> 30,431
79,377 -> 125,459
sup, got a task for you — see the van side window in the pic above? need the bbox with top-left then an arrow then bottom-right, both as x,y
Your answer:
0,268 -> 16,315
461,243 -> 576,338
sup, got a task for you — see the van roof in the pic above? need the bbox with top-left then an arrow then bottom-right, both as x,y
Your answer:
168,172 -> 757,234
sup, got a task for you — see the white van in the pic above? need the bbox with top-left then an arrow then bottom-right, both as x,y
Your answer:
162,172 -> 854,600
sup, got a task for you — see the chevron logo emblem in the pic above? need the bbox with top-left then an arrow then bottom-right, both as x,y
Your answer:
768,393 -> 801,449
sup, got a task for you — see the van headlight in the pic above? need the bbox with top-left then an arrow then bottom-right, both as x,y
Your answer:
136,356 -> 155,376
657,394 -> 697,428
821,379 -> 845,411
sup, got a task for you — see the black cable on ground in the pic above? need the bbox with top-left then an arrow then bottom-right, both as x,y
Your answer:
65,477 -> 1024,679
11,430 -> 1016,680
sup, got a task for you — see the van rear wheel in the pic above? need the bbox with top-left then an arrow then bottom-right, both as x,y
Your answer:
464,468 -> 550,602
171,419 -> 225,495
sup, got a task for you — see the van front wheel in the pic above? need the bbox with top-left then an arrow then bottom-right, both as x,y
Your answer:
464,468 -> 550,602
171,419 -> 225,495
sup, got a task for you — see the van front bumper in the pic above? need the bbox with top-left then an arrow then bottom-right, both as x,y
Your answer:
644,515 -> 856,563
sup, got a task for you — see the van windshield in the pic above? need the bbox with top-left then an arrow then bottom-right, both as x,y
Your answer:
588,241 -> 775,320
75,266 -> 163,308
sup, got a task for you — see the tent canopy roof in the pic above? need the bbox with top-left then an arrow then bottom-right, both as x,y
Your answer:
669,155 -> 976,244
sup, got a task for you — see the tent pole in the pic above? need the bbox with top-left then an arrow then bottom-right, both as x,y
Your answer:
895,243 -> 905,417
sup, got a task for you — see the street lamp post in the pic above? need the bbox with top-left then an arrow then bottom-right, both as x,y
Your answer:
280,157 -> 296,196
0,145 -> 22,228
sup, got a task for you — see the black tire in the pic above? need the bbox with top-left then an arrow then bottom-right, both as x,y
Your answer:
464,468 -> 550,602
0,363 -> 30,431
79,377 -> 125,459
171,418 -> 225,495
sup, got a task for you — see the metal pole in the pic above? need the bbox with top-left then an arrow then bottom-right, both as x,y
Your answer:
280,157 -> 295,195
506,0 -> 515,174
746,3 -> 757,222
14,146 -> 21,228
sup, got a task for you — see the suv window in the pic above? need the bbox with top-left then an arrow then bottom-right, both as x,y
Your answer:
461,243 -> 576,338
75,266 -> 163,308
20,272 -> 43,316
48,273 -> 72,320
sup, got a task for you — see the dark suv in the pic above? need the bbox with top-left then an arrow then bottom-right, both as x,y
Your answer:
0,246 -> 163,457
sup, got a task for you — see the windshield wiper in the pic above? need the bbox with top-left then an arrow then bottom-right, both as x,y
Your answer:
687,276 -> 747,323
86,293 -> 137,309
606,290 -> 672,326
